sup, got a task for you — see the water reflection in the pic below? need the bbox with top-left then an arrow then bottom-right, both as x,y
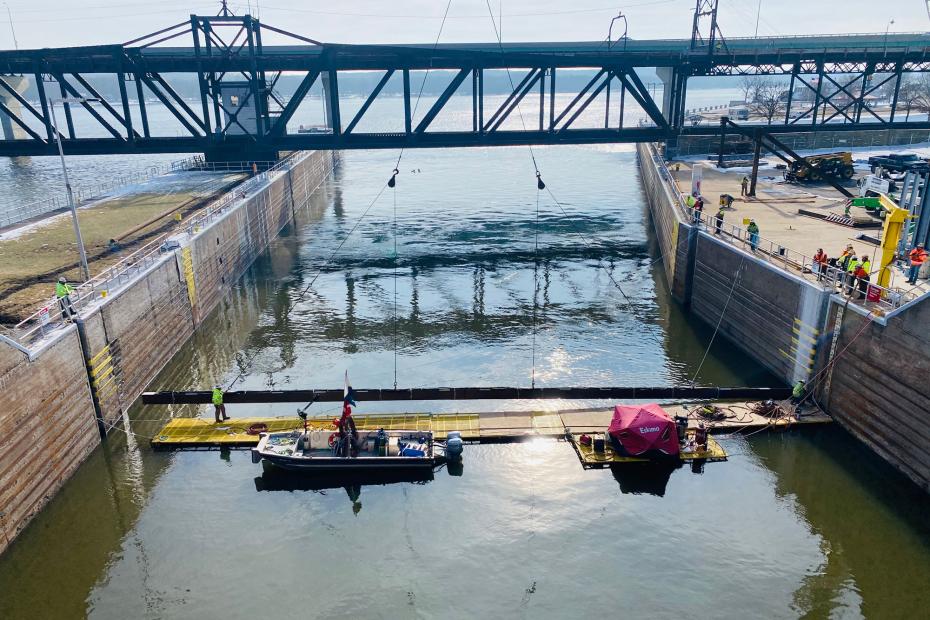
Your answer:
253,466 -> 437,515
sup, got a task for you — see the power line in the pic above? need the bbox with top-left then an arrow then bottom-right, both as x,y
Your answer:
256,0 -> 680,21
393,0 -> 454,172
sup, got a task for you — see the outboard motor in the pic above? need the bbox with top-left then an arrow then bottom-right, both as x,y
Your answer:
445,431 -> 464,462
674,416 -> 688,444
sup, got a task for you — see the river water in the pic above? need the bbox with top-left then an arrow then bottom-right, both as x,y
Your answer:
1,103 -> 930,618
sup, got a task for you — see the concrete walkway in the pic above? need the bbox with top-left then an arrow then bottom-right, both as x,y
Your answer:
669,162 -> 929,298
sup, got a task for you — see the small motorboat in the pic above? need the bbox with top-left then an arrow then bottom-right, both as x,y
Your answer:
251,428 -> 462,472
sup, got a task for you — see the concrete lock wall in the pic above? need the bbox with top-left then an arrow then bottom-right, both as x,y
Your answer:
638,141 -> 930,492
0,328 -> 100,554
688,235 -> 829,385
818,298 -> 930,491
0,150 -> 336,555
639,142 -> 826,385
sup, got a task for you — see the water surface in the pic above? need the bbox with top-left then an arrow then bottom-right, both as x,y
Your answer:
0,145 -> 928,619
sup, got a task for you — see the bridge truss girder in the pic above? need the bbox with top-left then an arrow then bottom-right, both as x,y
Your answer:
1,14 -> 930,157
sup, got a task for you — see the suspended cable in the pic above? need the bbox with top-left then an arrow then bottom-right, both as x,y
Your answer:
543,186 -> 635,310
224,178 -> 391,391
393,181 -> 399,390
690,257 -> 744,385
484,0 -> 540,175
393,0 -> 454,173
531,185 -> 540,389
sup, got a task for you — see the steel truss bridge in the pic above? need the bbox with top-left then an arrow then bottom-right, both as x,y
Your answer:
1,11 -> 930,159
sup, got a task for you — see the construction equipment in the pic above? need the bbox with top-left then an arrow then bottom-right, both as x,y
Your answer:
849,194 -> 911,288
785,152 -> 855,183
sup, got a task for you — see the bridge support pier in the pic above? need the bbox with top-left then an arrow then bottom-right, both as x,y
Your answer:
656,67 -> 687,158
0,76 -> 28,141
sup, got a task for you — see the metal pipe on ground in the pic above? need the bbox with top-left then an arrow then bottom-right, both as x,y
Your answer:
141,386 -> 793,405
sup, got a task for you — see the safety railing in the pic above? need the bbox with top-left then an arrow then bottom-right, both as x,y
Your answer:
0,156 -> 204,229
12,152 -> 308,346
645,142 -> 920,312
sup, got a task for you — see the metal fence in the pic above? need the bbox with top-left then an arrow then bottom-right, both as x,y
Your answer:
0,156 -> 205,229
0,157 -> 278,230
11,153 -> 310,346
645,142 -> 920,312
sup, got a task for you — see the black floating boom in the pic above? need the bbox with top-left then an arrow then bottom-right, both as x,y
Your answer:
141,386 -> 791,405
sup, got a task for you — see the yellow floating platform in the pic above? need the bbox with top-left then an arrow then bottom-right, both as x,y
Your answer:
150,402 -> 828,449
151,413 -> 481,448
570,433 -> 727,469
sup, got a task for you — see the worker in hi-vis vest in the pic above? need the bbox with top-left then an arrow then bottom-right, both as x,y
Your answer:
213,385 -> 229,423
56,276 -> 76,321
845,255 -> 860,296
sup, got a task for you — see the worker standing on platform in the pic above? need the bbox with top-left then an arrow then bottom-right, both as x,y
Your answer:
855,257 -> 871,299
906,243 -> 928,285
213,385 -> 229,423
693,195 -> 704,225
845,255 -> 860,296
834,245 -> 853,288
790,380 -> 807,411
56,276 -> 76,321
813,248 -> 827,281
740,176 -> 749,196
714,207 -> 725,235
746,220 -> 759,252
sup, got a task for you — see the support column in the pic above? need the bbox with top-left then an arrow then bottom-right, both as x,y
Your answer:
0,76 -> 28,140
749,128 -> 762,197
321,71 -> 334,131
656,66 -> 679,157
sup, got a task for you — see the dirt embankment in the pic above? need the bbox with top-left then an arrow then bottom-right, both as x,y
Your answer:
0,173 -> 245,325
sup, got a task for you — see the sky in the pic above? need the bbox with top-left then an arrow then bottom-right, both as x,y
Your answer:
0,0 -> 923,49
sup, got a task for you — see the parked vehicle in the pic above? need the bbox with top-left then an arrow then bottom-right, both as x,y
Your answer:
867,153 -> 929,174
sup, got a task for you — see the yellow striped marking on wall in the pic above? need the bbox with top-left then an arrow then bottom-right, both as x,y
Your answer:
88,345 -> 118,403
181,246 -> 196,308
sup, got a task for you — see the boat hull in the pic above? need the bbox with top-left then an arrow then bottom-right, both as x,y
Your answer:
259,452 -> 441,472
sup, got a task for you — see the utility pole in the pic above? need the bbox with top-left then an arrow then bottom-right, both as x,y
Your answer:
49,98 -> 94,281
3,2 -> 17,50
754,0 -> 762,38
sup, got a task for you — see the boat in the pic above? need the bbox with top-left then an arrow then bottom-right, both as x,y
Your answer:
251,428 -> 460,472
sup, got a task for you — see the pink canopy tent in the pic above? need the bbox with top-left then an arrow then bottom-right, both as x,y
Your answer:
607,403 -> 680,457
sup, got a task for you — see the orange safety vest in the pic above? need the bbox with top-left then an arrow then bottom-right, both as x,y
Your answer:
910,248 -> 928,265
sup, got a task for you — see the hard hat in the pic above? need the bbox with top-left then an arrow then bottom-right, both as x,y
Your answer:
58,276 -> 66,283
214,384 -> 221,389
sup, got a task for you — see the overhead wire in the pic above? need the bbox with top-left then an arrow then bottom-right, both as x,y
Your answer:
690,256 -> 745,385
393,0 -> 454,173
224,180 -> 389,391
531,185 -> 540,389
255,0 -> 680,21
227,1 -> 456,393
393,179 -> 399,390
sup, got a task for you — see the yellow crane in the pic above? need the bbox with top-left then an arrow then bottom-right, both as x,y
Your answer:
850,194 -> 911,288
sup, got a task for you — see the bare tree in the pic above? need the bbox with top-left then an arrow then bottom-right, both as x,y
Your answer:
910,74 -> 930,120
740,76 -> 762,103
748,81 -> 790,124
897,79 -> 922,120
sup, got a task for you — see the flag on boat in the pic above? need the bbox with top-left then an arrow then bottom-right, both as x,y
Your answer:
343,370 -> 358,407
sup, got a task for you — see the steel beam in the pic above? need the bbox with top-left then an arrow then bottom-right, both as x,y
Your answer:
141,385 -> 792,405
